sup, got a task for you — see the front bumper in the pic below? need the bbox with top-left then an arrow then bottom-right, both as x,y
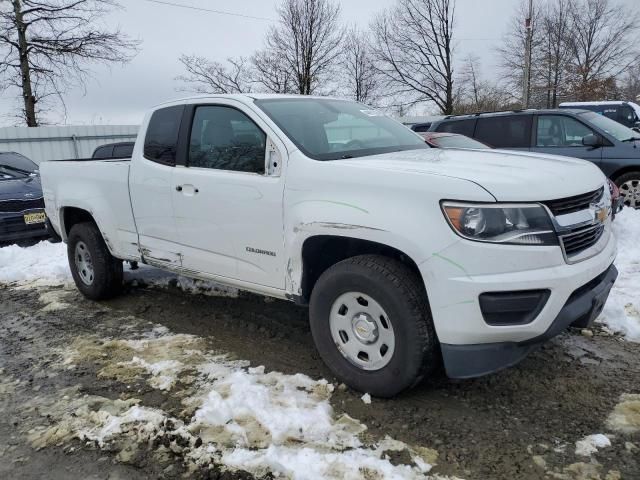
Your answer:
440,264 -> 617,378
0,212 -> 49,243
421,219 -> 617,378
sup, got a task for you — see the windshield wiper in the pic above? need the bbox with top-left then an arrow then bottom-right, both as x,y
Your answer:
621,137 -> 640,142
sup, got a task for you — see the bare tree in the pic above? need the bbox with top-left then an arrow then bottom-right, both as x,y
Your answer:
372,0 -> 456,115
0,0 -> 139,126
251,49 -> 295,94
454,55 -> 514,114
340,28 -> 382,104
566,0 -> 640,100
264,0 -> 344,95
176,55 -> 252,94
498,0 -> 545,108
540,0 -> 572,107
620,64 -> 640,102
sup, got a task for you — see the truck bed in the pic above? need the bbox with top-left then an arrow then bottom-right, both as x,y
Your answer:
39,158 -> 141,261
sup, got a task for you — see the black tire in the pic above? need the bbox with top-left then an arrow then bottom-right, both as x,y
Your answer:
67,222 -> 123,300
309,254 -> 438,398
614,171 -> 640,209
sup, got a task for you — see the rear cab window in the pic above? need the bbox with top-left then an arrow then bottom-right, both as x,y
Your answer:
144,105 -> 185,165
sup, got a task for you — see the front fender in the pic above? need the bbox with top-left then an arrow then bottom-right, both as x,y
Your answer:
282,153 -> 496,297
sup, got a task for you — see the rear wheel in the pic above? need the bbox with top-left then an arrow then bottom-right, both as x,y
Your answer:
67,222 -> 123,300
615,171 -> 640,209
309,255 -> 438,398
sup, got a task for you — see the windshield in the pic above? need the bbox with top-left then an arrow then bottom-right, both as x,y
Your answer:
579,111 -> 640,141
254,98 -> 428,160
0,152 -> 37,177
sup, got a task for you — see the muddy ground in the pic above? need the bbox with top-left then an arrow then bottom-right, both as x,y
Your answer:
1,279 -> 638,480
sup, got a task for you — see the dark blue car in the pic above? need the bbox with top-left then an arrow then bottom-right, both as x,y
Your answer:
0,152 -> 49,245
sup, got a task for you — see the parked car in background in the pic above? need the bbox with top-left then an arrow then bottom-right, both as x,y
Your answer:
42,95 -> 617,397
420,132 -> 490,149
0,152 -> 48,245
429,109 -> 640,208
92,142 -> 135,160
559,101 -> 640,131
408,122 -> 435,133
421,130 -> 621,217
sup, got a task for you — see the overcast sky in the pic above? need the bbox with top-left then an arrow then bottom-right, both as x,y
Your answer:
0,0 -> 634,126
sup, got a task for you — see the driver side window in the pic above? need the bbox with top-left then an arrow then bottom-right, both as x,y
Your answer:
536,115 -> 594,147
188,106 -> 267,174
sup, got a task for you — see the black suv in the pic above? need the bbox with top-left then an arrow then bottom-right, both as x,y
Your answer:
429,109 -> 640,208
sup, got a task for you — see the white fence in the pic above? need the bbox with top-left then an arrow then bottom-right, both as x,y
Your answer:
0,125 -> 139,164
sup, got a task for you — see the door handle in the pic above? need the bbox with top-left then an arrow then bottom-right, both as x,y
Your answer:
176,185 -> 199,194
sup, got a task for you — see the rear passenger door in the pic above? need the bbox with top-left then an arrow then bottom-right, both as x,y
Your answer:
474,115 -> 532,151
171,102 -> 287,289
532,114 -> 603,165
129,105 -> 185,266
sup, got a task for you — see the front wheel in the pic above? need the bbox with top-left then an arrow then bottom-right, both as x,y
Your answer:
615,171 -> 640,209
67,222 -> 123,300
309,255 -> 439,398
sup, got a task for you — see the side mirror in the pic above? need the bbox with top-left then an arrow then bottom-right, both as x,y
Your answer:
633,122 -> 640,133
582,134 -> 601,148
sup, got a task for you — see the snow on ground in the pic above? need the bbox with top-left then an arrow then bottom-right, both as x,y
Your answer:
0,240 -> 238,297
1,208 -> 639,341
598,208 -> 640,341
574,434 -> 611,456
29,325 -> 447,479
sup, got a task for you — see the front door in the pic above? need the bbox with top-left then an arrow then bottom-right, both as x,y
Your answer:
532,114 -> 603,165
172,103 -> 286,289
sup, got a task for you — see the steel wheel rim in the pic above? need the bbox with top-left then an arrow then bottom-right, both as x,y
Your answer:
329,291 -> 395,371
74,241 -> 95,286
620,179 -> 640,209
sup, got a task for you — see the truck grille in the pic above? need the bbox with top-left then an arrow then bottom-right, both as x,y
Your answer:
0,197 -> 44,213
560,223 -> 605,257
544,187 -> 604,216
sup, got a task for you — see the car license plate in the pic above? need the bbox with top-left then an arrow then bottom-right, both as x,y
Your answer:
24,212 -> 46,225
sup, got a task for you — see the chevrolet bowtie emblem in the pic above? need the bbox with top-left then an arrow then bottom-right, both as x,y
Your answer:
595,206 -> 608,223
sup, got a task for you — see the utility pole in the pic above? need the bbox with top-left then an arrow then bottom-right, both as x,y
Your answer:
522,0 -> 533,109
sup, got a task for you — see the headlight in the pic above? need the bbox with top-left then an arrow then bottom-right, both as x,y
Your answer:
441,202 -> 557,246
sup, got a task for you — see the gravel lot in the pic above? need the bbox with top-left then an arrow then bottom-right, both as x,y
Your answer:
1,277 -> 639,480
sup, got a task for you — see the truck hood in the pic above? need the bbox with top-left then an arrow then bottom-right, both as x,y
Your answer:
337,148 -> 605,201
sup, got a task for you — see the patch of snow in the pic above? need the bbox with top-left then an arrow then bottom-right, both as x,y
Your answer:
361,393 -> 372,404
49,328 -> 442,479
606,393 -> 640,434
0,241 -> 70,287
79,404 -> 166,447
575,434 -> 611,456
123,357 -> 184,391
0,241 -> 237,297
597,208 -> 640,342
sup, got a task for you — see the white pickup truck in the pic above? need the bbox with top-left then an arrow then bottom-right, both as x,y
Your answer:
41,95 -> 618,397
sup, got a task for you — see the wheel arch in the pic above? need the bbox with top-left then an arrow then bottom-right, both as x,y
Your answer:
610,166 -> 640,184
60,206 -> 96,240
297,234 -> 425,305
